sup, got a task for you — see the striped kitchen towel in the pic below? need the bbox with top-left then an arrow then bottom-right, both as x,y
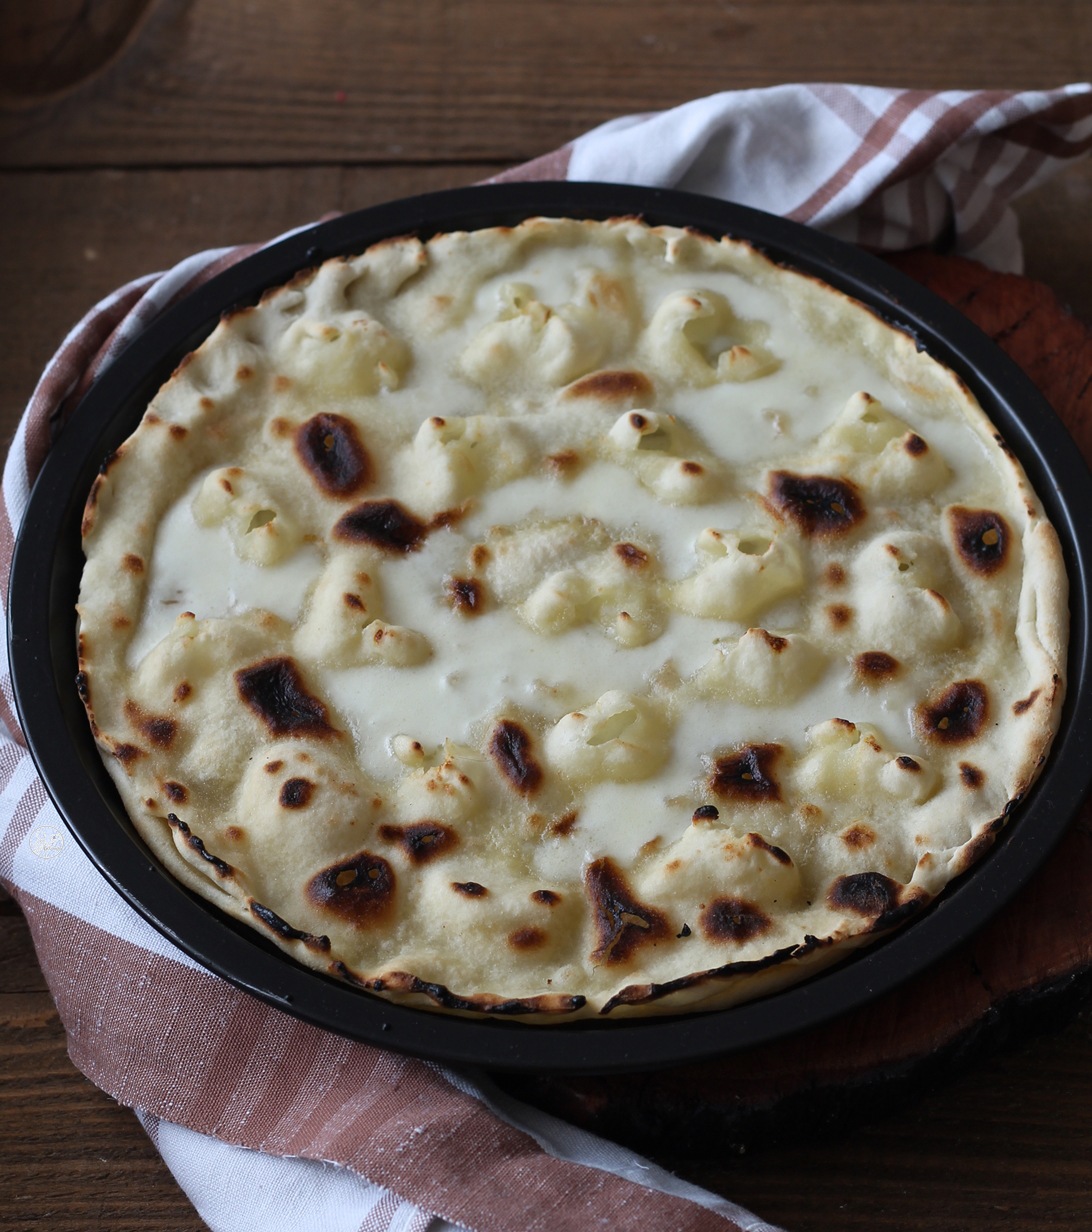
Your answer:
2,81 -> 1090,1232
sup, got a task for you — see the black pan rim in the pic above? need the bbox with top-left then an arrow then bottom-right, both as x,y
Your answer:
9,181 -> 1092,1074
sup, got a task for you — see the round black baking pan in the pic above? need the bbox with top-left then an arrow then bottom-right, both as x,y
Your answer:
9,183 -> 1092,1073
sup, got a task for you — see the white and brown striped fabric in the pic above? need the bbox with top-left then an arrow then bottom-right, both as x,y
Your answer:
498,83 -> 1092,273
3,82 -> 1090,1232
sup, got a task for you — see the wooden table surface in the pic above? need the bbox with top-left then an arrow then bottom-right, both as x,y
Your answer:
2,3 -> 1092,1229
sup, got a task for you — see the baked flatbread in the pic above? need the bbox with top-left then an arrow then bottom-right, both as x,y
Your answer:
77,218 -> 1067,1018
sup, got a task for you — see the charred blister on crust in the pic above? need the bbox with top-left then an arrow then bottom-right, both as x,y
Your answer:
248,901 -> 330,951
163,781 -> 188,804
746,833 -> 792,864
446,576 -> 484,614
279,777 -> 315,809
916,679 -> 989,744
532,889 -> 561,906
827,603 -> 853,629
1010,689 -> 1045,719
709,744 -> 782,802
842,823 -> 876,850
855,651 -> 900,684
956,820 -> 1005,872
508,926 -> 547,951
551,810 -> 578,836
489,719 -> 543,796
769,472 -> 865,537
827,871 -> 901,918
333,499 -> 428,552
949,507 -> 1010,576
896,755 -> 921,773
378,821 -> 457,864
993,432 -> 1015,459
81,477 -> 105,537
235,657 -> 337,739
452,881 -> 487,897
585,857 -> 670,966
306,850 -> 396,925
1013,689 -> 1040,715
692,804 -> 719,822
563,369 -> 654,401
174,682 -> 192,707
122,553 -> 144,573
113,742 -> 144,766
756,630 -> 789,653
364,970 -> 585,1016
824,562 -> 846,587
700,897 -> 773,943
166,813 -> 233,878
75,671 -> 91,705
960,762 -> 985,789
904,433 -> 928,456
870,887 -> 930,933
124,700 -> 178,748
295,413 -> 373,499
872,891 -> 931,926
614,542 -> 649,568
599,940 -> 809,1014
546,449 -> 580,475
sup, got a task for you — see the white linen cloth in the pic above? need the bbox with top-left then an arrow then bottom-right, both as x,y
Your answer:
3,81 -> 1091,1232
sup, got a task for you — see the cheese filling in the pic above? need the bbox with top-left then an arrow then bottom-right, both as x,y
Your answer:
79,218 -> 1067,1019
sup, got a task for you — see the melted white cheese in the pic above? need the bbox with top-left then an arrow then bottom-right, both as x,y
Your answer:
126,233 -> 1005,876
128,478 -> 323,666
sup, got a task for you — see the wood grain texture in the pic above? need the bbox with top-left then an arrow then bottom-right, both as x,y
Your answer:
1,157 -> 1089,447
1,0 -> 1089,168
677,1008 -> 1092,1232
2,1 -> 1092,1226
0,891 -> 203,1230
0,164 -> 503,443
5,250 -> 1092,1232
0,0 -> 156,102
5,889 -> 1092,1231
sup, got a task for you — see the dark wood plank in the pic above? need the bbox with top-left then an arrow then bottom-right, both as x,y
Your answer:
5,889 -> 1092,1230
661,1009 -> 1092,1231
2,158 -> 1089,449
0,163 -> 502,444
0,0 -> 156,102
0,909 -> 206,1230
1,0 -> 1087,168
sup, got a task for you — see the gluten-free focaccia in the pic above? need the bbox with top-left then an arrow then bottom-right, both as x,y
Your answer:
76,218 -> 1068,1019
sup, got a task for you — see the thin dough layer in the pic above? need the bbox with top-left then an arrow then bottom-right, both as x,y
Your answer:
77,218 -> 1068,1020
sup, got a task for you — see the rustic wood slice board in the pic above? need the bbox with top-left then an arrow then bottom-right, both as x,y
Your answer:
494,253 -> 1092,1153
